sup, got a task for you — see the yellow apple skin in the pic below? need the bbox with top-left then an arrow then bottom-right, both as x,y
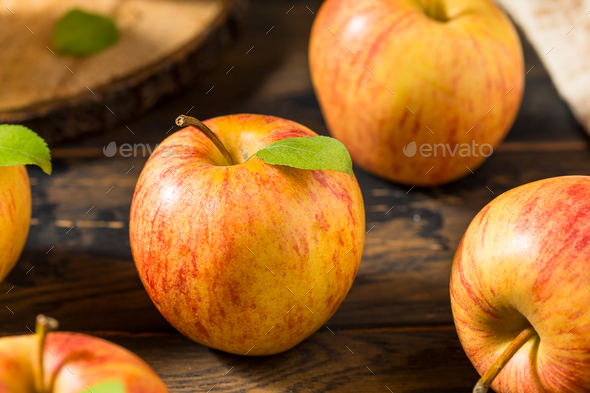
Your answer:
0,332 -> 168,393
0,165 -> 31,282
130,114 -> 365,355
451,176 -> 590,392
309,0 -> 524,186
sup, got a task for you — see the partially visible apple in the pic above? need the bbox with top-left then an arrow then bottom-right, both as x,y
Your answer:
0,125 -> 51,283
309,0 -> 524,185
0,315 -> 168,393
450,176 -> 590,392
0,166 -> 31,282
130,114 -> 365,355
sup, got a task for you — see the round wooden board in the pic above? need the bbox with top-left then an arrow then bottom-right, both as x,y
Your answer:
0,0 -> 245,145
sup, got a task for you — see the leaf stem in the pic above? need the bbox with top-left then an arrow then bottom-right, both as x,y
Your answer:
473,326 -> 536,393
35,315 -> 59,393
175,115 -> 234,166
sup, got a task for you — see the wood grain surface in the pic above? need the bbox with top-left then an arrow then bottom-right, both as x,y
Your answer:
0,0 -> 588,391
0,0 -> 245,145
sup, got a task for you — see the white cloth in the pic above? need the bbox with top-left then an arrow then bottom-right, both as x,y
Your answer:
496,0 -> 590,133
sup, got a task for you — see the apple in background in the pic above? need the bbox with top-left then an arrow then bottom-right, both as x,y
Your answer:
130,114 -> 365,355
450,176 -> 590,392
309,0 -> 524,186
0,315 -> 168,393
0,166 -> 31,282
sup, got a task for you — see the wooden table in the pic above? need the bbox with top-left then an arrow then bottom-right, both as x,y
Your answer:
2,0 -> 588,391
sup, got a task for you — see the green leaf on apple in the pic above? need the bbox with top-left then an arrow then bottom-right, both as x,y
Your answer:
76,381 -> 125,393
53,9 -> 118,57
255,136 -> 353,178
0,125 -> 52,175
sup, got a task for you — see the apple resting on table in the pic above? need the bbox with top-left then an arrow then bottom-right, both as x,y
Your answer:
0,315 -> 168,393
451,176 -> 590,392
0,125 -> 52,282
309,0 -> 524,186
130,114 -> 365,355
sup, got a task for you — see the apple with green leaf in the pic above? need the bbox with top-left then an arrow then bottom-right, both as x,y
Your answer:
130,114 -> 365,355
0,315 -> 168,393
309,0 -> 524,185
0,125 -> 52,282
451,176 -> 590,392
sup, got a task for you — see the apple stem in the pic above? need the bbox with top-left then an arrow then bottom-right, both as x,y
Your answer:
473,326 -> 536,393
418,0 -> 448,22
175,115 -> 234,166
35,314 -> 59,393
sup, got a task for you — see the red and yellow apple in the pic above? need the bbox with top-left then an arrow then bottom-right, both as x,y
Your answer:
309,0 -> 524,186
0,315 -> 168,393
0,166 -> 31,282
451,176 -> 590,392
130,114 -> 365,355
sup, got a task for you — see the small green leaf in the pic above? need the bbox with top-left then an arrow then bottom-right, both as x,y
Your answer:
75,381 -> 125,393
0,125 -> 51,175
53,9 -> 118,57
255,136 -> 353,178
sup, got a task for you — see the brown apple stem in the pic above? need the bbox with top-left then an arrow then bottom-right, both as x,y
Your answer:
418,0 -> 448,22
473,326 -> 536,393
35,315 -> 59,393
175,115 -> 234,166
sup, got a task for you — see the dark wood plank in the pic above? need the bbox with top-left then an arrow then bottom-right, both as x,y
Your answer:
103,328 -> 480,392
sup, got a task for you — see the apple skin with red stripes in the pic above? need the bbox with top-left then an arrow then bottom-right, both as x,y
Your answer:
451,176 -> 590,392
0,331 -> 168,393
130,114 -> 365,356
309,0 -> 524,185
0,166 -> 31,283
